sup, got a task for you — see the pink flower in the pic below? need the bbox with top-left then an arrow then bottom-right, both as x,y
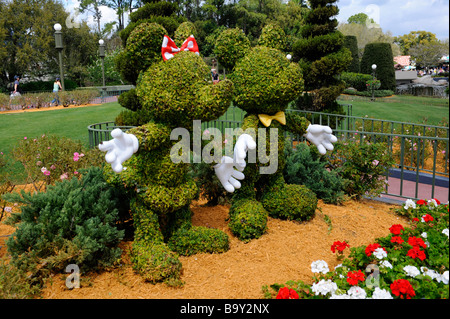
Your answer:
372,160 -> 379,166
43,170 -> 50,176
74,171 -> 79,175
24,137 -> 27,140
60,173 -> 68,180
50,165 -> 56,170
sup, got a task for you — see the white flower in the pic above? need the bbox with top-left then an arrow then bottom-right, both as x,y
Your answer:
40,166 -> 47,173
421,267 -> 440,281
404,199 -> 416,210
311,279 -> 338,296
403,265 -> 420,278
421,232 -> 428,239
311,260 -> 329,274
347,286 -> 367,299
371,287 -> 393,299
379,260 -> 393,269
428,199 -> 439,207
441,271 -> 449,285
442,228 -> 449,238
329,292 -> 350,299
373,247 -> 387,259
4,206 -> 12,213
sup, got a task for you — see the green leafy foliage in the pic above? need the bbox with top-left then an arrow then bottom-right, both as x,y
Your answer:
360,42 -> 396,91
284,143 -> 345,204
257,23 -> 287,51
230,46 -> 303,114
0,258 -> 40,299
228,199 -> 268,242
340,72 -> 373,91
168,226 -> 230,256
3,167 -> 126,280
326,139 -> 395,199
137,51 -> 234,129
214,27 -> 251,71
12,133 -> 103,192
343,35 -> 360,73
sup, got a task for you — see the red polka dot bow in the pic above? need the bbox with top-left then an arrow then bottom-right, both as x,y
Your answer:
161,35 -> 199,61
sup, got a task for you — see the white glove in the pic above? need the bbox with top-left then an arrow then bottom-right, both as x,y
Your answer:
304,124 -> 337,155
214,134 -> 256,193
98,128 -> 139,173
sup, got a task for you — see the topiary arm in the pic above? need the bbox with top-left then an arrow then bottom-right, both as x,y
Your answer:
285,112 -> 310,136
285,112 -> 338,155
194,79 -> 234,122
128,122 -> 171,151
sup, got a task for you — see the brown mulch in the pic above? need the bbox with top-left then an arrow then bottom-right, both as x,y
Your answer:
0,198 -> 408,299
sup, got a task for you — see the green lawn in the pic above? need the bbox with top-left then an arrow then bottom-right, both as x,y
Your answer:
0,102 -> 124,156
338,95 -> 449,126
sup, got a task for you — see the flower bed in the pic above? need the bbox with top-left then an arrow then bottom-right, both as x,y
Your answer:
265,198 -> 449,299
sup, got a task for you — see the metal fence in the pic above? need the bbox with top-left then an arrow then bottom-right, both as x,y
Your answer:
88,105 -> 449,202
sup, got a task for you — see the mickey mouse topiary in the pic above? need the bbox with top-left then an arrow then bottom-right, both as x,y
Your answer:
213,25 -> 337,242
100,27 -> 234,284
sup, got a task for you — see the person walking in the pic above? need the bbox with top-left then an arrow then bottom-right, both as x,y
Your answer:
11,75 -> 21,97
51,77 -> 62,106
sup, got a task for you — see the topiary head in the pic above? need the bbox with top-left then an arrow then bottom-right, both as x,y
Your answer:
257,23 -> 287,51
230,46 -> 304,114
136,51 -> 234,129
214,28 -> 251,71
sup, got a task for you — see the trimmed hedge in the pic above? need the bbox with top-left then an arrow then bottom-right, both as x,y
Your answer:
360,42 -> 396,91
214,28 -> 251,71
258,23 -> 287,51
343,35 -> 360,73
340,72 -> 373,91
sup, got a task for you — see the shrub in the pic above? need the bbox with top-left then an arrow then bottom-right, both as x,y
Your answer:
343,35 -> 360,73
340,72 -> 373,91
258,23 -> 287,51
168,226 -> 230,256
228,199 -> 268,242
0,258 -> 40,299
326,139 -> 395,199
261,184 -> 318,222
174,21 -> 197,47
360,42 -> 396,91
214,28 -> 251,71
0,152 -> 16,221
292,0 -> 351,114
189,160 -> 232,206
284,143 -> 345,204
3,167 -> 126,280
342,89 -> 394,97
12,134 -> 103,192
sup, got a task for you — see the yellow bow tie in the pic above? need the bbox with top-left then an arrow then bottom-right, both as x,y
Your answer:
258,111 -> 286,127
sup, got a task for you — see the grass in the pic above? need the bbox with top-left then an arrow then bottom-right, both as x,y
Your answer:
338,95 -> 449,126
0,102 -> 124,156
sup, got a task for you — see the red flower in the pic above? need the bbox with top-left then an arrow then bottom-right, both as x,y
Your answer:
422,214 -> 434,222
276,287 -> 299,299
407,246 -> 426,261
412,217 -> 420,222
416,199 -> 427,205
390,279 -> 415,299
346,270 -> 365,286
408,236 -> 426,249
391,236 -> 404,244
331,241 -> 350,253
365,243 -> 386,257
389,224 -> 405,235
433,198 -> 441,205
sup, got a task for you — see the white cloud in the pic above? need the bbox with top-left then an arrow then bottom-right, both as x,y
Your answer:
337,0 -> 449,40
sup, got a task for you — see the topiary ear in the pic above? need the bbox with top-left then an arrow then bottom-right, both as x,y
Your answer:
258,23 -> 287,51
214,28 -> 251,72
174,21 -> 197,47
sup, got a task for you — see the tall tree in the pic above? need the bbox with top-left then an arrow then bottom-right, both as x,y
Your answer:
0,0 -> 99,87
394,31 -> 440,55
292,0 -> 351,114
79,0 -> 105,35
347,12 -> 375,26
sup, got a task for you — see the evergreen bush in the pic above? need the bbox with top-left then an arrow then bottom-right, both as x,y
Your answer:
284,143 -> 345,204
258,23 -> 287,51
360,42 -> 396,91
3,167 -> 126,279
340,72 -> 373,91
214,28 -> 251,71
343,35 -> 360,73
292,0 -> 351,114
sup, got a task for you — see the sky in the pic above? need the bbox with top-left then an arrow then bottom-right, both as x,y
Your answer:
62,0 -> 450,40
336,0 -> 449,40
